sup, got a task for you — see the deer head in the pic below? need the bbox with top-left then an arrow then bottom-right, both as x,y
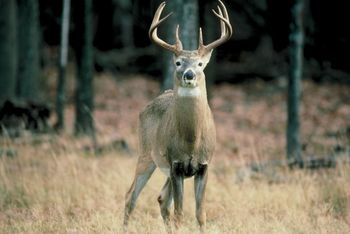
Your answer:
149,0 -> 233,93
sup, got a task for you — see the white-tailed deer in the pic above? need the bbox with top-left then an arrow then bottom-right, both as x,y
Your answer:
124,0 -> 232,232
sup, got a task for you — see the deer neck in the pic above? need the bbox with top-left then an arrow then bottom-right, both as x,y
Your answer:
173,84 -> 210,143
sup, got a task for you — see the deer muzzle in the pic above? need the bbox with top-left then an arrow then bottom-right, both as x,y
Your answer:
182,69 -> 197,87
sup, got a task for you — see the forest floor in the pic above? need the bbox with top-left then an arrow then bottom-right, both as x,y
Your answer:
1,73 -> 350,233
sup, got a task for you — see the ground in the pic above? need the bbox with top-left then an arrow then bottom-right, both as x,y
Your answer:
1,73 -> 349,233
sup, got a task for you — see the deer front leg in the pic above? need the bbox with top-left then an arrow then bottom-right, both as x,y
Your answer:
194,163 -> 208,233
171,161 -> 184,228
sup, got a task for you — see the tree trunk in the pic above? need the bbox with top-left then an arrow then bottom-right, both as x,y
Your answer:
203,0 -> 218,98
161,0 -> 199,90
16,0 -> 40,101
55,0 -> 71,130
0,0 -> 17,104
287,0 -> 304,167
179,0 -> 199,50
115,0 -> 133,48
74,0 -> 94,135
161,0 -> 179,90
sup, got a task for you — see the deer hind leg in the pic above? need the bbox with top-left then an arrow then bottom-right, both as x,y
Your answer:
158,178 -> 173,228
123,156 -> 156,228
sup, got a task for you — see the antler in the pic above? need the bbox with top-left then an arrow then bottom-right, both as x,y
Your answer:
149,2 -> 183,55
198,0 -> 233,54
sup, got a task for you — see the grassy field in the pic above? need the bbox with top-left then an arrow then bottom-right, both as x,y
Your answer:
1,75 -> 349,233
1,143 -> 349,234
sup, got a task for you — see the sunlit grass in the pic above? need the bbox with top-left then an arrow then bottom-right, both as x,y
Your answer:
1,139 -> 349,234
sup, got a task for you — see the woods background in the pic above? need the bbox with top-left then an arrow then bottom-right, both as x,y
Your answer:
1,0 -> 349,98
0,0 -> 350,233
1,0 -> 349,161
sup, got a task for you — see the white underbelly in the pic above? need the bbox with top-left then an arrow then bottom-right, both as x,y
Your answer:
151,150 -> 170,177
159,167 -> 170,176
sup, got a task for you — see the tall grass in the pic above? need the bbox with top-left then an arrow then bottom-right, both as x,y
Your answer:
1,140 -> 349,234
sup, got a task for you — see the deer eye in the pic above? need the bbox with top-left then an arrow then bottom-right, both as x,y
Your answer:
198,62 -> 203,67
175,61 -> 181,66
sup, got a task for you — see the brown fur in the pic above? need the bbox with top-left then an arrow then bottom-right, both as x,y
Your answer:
140,79 -> 216,172
124,1 -> 231,232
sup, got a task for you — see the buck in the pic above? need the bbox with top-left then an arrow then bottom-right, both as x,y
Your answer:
123,0 -> 232,232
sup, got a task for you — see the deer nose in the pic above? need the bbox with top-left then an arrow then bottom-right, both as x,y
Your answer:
183,70 -> 195,80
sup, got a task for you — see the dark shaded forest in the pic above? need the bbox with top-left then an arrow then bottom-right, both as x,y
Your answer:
0,0 -> 348,159
1,0 -> 349,97
0,0 -> 335,87
37,0 -> 350,81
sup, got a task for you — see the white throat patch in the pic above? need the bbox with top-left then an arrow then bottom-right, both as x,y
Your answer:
177,87 -> 201,97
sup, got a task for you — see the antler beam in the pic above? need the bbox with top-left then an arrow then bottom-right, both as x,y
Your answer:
198,0 -> 233,54
149,2 -> 183,55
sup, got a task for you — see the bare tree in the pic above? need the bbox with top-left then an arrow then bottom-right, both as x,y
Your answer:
179,0 -> 199,50
16,0 -> 40,101
0,0 -> 17,104
203,0 -> 220,96
287,0 -> 304,167
74,0 -> 94,135
55,0 -> 71,130
115,0 -> 133,48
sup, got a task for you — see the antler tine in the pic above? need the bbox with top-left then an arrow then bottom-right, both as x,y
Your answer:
175,25 -> 182,49
198,27 -> 203,46
149,2 -> 183,54
216,5 -> 225,38
211,8 -> 232,36
218,0 -> 233,38
198,0 -> 232,54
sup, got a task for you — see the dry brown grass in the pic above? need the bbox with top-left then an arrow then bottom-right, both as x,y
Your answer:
1,75 -> 349,233
1,143 -> 349,234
